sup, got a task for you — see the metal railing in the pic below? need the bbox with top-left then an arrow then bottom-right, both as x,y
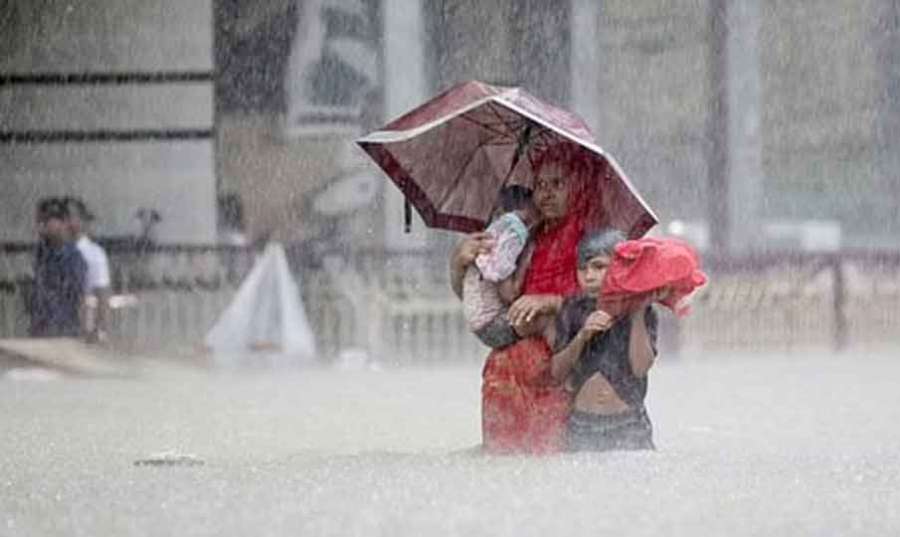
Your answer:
682,250 -> 900,354
3,243 -> 899,362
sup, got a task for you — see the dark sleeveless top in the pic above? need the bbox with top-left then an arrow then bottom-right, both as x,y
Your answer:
554,294 -> 658,409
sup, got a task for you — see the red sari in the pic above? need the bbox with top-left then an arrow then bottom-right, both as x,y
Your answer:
481,144 -> 602,454
481,337 -> 570,454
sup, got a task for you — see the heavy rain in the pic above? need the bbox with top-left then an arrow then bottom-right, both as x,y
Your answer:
2,1 -> 900,535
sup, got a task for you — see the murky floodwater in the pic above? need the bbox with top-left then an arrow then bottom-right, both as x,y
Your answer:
3,353 -> 900,536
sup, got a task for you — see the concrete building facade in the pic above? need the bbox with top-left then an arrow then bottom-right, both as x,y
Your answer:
4,0 -> 898,251
1,0 -> 215,243
219,0 -> 900,254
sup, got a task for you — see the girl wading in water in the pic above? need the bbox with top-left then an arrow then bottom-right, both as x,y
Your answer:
550,230 -> 662,452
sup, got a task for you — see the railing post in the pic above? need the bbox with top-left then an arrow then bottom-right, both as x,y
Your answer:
832,256 -> 848,352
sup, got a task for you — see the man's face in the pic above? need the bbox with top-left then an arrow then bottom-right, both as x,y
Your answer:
577,254 -> 611,293
39,216 -> 69,242
533,162 -> 569,220
67,213 -> 83,236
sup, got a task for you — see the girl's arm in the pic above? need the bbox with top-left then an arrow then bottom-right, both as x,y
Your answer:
551,310 -> 614,381
628,306 -> 658,378
551,330 -> 591,381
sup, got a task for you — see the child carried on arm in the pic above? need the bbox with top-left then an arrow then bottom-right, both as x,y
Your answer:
461,185 -> 543,349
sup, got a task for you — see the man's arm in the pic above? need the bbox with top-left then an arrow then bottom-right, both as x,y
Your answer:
91,248 -> 112,342
85,287 -> 111,343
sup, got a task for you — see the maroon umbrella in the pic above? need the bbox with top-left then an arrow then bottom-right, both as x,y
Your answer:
356,80 -> 657,237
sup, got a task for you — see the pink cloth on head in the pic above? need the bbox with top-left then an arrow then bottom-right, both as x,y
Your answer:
599,237 -> 708,318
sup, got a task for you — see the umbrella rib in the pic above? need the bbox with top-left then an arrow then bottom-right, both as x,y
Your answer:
434,139 -> 488,210
457,113 -> 516,141
485,102 -> 526,137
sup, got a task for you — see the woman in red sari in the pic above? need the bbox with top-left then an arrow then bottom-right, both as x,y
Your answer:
450,142 -> 604,454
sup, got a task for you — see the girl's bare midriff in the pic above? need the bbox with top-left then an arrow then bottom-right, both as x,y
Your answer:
572,372 -> 631,415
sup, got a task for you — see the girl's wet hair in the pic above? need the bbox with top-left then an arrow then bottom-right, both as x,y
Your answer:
577,229 -> 626,266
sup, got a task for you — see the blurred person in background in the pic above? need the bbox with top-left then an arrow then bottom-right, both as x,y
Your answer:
29,198 -> 87,338
64,197 -> 112,344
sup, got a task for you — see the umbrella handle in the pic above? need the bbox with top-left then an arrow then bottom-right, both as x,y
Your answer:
503,121 -> 538,184
404,199 -> 412,233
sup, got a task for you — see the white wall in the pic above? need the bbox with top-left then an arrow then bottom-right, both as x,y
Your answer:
0,0 -> 215,243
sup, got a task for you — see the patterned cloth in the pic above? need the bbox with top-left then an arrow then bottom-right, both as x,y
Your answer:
462,212 -> 530,334
567,409 -> 654,452
462,267 -> 506,332
474,212 -> 530,282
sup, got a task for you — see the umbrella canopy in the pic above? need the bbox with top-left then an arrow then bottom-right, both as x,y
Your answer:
356,80 -> 658,237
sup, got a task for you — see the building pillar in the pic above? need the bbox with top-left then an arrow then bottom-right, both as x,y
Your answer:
707,0 -> 763,255
381,0 -> 429,251
570,0 -> 603,134
0,0 -> 215,243
875,0 -> 900,239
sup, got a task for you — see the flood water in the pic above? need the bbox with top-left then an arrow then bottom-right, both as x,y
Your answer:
3,353 -> 900,536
